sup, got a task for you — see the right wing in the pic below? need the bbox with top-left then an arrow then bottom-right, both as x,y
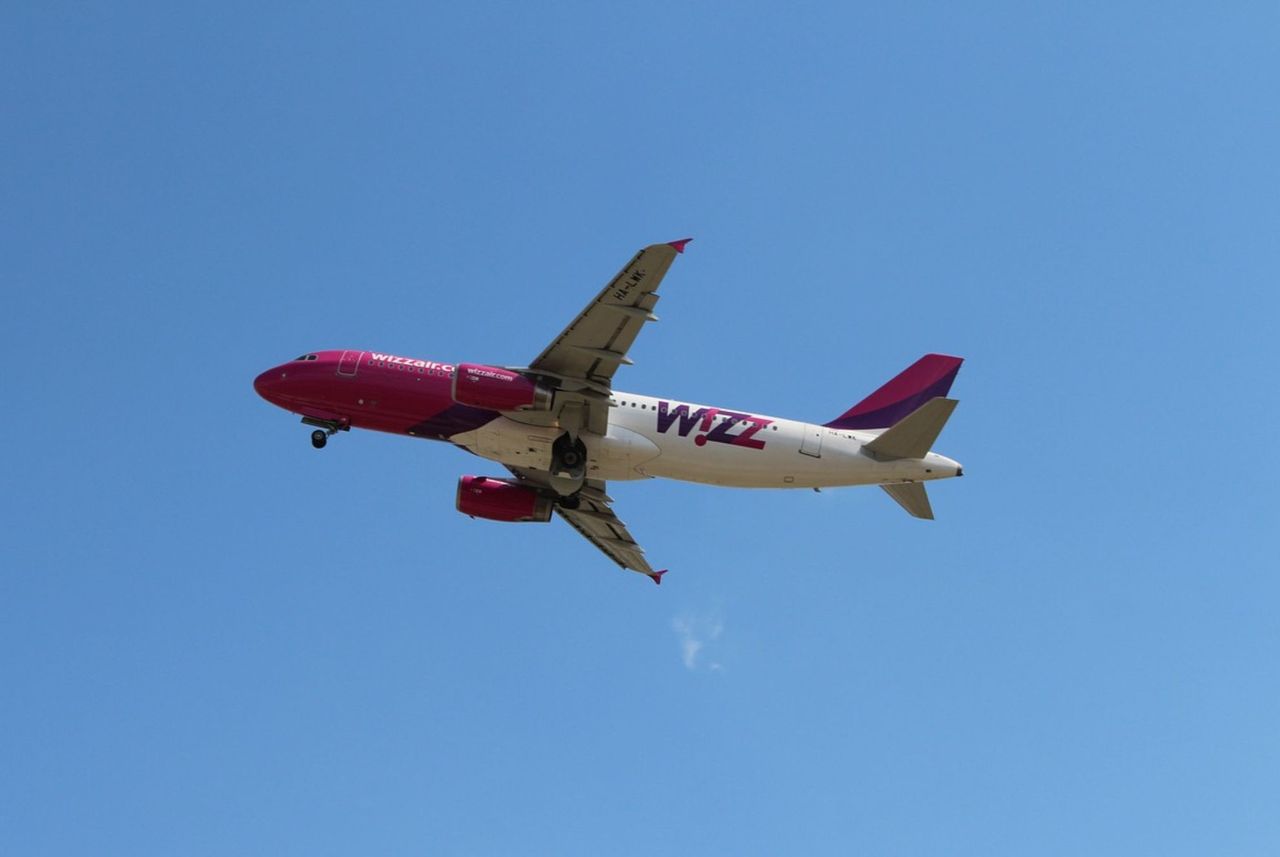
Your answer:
525,239 -> 690,399
506,466 -> 666,585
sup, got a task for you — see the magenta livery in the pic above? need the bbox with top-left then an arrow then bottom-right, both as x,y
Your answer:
253,239 -> 965,584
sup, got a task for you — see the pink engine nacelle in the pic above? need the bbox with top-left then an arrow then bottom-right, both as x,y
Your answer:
452,363 -> 553,412
455,475 -> 553,523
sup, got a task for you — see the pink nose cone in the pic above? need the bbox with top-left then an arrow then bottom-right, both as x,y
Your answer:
253,368 -> 280,400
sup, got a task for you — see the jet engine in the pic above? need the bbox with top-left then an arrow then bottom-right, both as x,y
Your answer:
455,475 -> 553,523
452,364 -> 552,412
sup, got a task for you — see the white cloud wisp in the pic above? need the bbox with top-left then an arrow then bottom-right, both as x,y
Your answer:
672,612 -> 724,672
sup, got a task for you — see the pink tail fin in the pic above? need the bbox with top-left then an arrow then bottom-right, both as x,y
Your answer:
824,354 -> 963,430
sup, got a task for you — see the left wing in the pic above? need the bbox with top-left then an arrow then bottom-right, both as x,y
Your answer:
506,466 -> 666,585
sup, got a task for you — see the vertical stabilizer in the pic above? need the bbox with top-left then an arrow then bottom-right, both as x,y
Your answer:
825,354 -> 963,430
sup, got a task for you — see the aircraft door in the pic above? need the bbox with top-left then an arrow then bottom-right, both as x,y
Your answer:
338,350 -> 363,377
800,423 -> 823,458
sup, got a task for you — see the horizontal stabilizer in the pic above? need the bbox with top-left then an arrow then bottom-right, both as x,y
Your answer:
881,483 -> 934,519
864,398 -> 958,460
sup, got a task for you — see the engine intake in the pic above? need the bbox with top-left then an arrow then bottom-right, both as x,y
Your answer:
452,363 -> 552,412
456,475 -> 553,523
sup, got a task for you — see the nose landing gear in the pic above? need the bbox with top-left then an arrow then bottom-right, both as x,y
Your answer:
301,416 -> 348,450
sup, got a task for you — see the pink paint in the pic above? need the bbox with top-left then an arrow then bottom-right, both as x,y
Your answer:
253,350 -> 495,439
824,353 -> 963,430
667,238 -> 692,253
452,363 -> 550,412
455,475 -> 553,523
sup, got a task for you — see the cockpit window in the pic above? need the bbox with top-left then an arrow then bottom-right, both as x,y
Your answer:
294,354 -> 319,361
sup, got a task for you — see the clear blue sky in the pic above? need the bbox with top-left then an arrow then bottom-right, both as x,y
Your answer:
3,3 -> 1277,855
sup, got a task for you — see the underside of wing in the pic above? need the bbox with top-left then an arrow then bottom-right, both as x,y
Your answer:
506,466 -> 665,584
527,240 -> 689,392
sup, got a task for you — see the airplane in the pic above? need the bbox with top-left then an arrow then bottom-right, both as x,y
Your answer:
253,239 -> 964,585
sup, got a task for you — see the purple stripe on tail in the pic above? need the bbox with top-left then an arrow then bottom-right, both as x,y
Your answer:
824,354 -> 963,430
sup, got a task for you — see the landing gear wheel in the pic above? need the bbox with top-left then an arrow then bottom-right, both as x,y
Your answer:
548,432 -> 588,496
559,494 -> 581,511
311,430 -> 328,449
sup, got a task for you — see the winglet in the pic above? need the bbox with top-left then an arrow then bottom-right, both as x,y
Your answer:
667,238 -> 692,254
648,569 -> 668,585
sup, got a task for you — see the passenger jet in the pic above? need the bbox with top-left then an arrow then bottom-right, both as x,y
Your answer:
253,240 -> 964,584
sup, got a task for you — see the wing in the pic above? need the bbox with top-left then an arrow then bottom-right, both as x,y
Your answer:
506,466 -> 667,585
526,239 -> 690,393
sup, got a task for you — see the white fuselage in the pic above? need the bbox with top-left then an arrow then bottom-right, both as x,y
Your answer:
453,390 -> 962,490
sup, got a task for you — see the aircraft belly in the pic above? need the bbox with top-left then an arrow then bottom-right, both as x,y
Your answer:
587,425 -> 659,481
451,417 -> 660,481
638,424 -> 892,489
451,417 -> 558,471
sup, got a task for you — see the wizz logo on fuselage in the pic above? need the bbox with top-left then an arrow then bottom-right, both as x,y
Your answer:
655,401 -> 771,450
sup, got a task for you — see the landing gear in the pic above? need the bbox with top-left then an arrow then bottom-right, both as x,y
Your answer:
548,432 -> 588,496
301,416 -> 347,449
558,494 -> 581,511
